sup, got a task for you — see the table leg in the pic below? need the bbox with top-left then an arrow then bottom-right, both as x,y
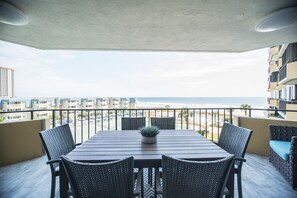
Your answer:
60,161 -> 68,198
226,161 -> 234,198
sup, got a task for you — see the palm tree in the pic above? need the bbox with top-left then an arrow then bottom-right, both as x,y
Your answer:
178,109 -> 194,123
240,104 -> 251,116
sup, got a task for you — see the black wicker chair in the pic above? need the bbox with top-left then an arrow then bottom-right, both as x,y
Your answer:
121,117 -> 145,195
217,123 -> 252,198
121,117 -> 146,130
39,124 -> 80,198
61,156 -> 138,198
156,155 -> 234,198
151,117 -> 175,129
269,125 -> 297,189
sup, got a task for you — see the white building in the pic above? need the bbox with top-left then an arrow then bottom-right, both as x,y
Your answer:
109,98 -> 120,109
81,98 -> 95,109
0,99 -> 26,122
0,67 -> 14,98
30,99 -> 52,118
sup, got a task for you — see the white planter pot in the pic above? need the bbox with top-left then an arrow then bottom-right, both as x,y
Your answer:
142,136 -> 157,144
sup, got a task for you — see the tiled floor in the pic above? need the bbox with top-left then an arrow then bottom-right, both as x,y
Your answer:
0,154 -> 297,198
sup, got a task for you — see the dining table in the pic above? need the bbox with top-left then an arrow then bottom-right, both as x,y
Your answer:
60,130 -> 234,198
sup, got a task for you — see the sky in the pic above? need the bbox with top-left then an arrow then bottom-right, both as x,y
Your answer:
0,41 -> 268,98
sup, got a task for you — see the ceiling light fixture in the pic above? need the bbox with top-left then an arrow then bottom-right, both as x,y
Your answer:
255,7 -> 297,32
0,1 -> 28,26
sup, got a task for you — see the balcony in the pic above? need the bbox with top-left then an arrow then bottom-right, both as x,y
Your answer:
1,108 -> 297,197
279,42 -> 297,85
268,46 -> 279,63
268,81 -> 278,91
279,60 -> 297,85
268,98 -> 279,107
278,100 -> 297,119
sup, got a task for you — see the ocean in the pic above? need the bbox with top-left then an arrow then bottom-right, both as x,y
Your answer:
136,97 -> 267,108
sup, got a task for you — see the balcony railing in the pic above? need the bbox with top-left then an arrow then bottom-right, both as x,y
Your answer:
279,64 -> 287,81
279,42 -> 297,82
1,107 -> 297,143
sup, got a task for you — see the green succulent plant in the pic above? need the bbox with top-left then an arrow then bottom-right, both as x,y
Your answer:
139,126 -> 160,137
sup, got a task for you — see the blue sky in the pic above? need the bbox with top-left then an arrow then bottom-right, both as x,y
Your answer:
0,41 -> 268,97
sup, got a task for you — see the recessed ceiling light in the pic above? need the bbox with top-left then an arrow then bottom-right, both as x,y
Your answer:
255,7 -> 297,32
0,1 -> 28,26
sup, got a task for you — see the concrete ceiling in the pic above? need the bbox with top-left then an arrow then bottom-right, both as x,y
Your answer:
1,0 -> 297,52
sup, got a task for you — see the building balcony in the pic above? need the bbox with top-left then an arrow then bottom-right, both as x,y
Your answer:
268,98 -> 279,107
268,62 -> 278,73
279,60 -> 297,85
268,46 -> 279,63
279,100 -> 297,119
268,82 -> 278,91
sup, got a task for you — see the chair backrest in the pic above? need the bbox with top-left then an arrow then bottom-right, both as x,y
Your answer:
269,125 -> 297,141
151,117 -> 175,129
162,155 -> 234,198
121,117 -> 146,130
218,123 -> 252,165
61,156 -> 134,198
39,124 -> 75,169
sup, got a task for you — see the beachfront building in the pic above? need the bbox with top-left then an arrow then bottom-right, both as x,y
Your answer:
109,98 -> 120,109
30,99 -> 52,118
129,98 -> 136,109
0,67 -> 14,98
59,98 -> 80,121
96,98 -> 109,109
80,98 -> 95,109
120,98 -> 130,108
59,98 -> 79,109
268,42 -> 297,119
0,99 -> 26,122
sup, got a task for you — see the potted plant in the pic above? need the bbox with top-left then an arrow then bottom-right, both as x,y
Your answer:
139,126 -> 160,144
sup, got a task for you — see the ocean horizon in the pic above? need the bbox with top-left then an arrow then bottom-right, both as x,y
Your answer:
136,97 -> 267,108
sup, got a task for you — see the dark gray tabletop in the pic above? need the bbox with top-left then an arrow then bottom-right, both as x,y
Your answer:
66,130 -> 231,168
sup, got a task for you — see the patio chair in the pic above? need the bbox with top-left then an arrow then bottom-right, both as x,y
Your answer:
61,156 -> 140,198
39,124 -> 80,198
269,125 -> 297,189
156,155 -> 234,198
151,117 -> 175,129
121,117 -> 146,130
217,123 -> 252,198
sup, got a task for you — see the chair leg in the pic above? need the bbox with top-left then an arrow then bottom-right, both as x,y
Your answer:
237,172 -> 243,198
50,174 -> 56,198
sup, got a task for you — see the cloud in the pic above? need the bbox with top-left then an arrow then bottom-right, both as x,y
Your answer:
0,40 -> 268,97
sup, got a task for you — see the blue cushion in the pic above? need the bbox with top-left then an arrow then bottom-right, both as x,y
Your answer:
269,140 -> 291,161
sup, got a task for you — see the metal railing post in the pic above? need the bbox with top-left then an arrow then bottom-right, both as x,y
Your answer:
115,109 -> 118,130
52,110 -> 56,127
30,111 -> 34,120
229,108 -> 233,124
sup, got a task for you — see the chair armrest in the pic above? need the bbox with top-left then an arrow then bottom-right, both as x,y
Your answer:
75,143 -> 81,147
134,168 -> 143,196
235,157 -> 246,163
46,159 -> 60,165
